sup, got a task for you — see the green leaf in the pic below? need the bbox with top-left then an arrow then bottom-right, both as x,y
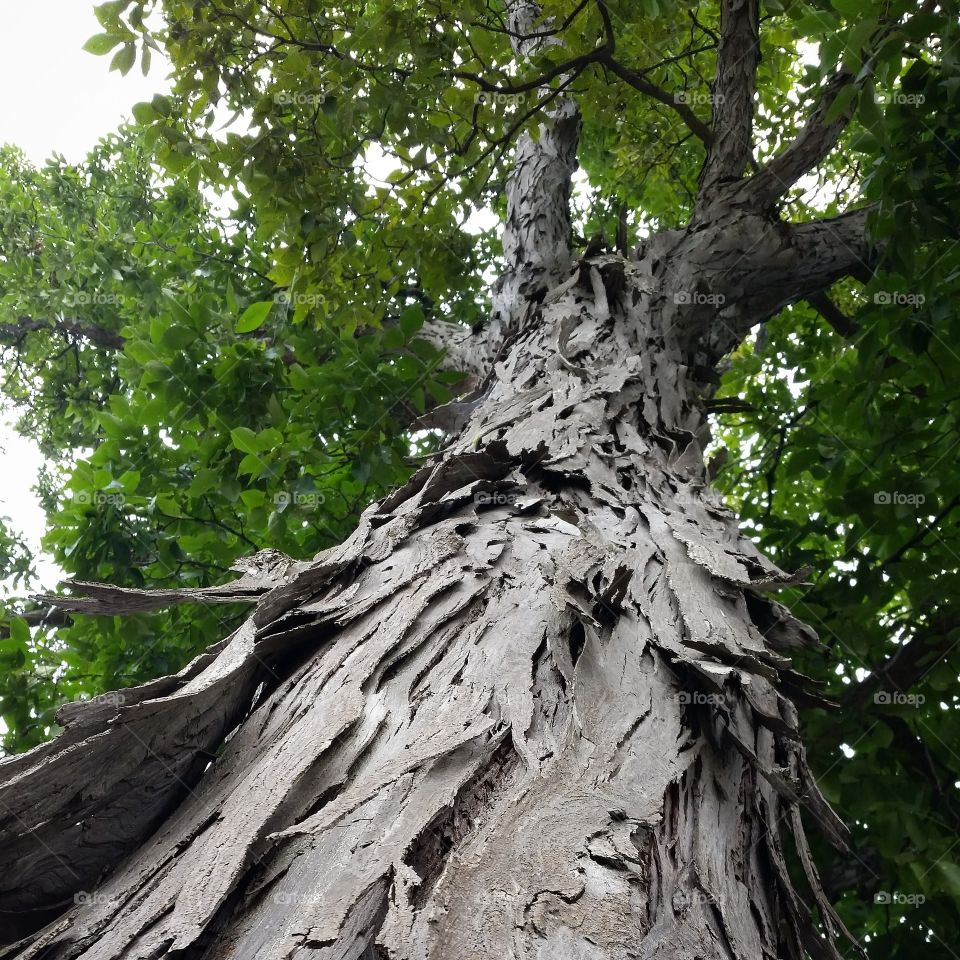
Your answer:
399,304 -> 425,337
937,862 -> 960,898
237,453 -> 265,477
236,301 -> 273,333
162,325 -> 196,350
132,101 -> 158,124
830,0 -> 867,16
230,427 -> 261,454
83,33 -> 123,55
151,94 -> 173,117
824,83 -> 859,124
110,42 -> 136,75
8,618 -> 30,646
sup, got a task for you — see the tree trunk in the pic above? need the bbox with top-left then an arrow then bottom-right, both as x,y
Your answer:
0,5 -> 871,955
0,244 -> 855,959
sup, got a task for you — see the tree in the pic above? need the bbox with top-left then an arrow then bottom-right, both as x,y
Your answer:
1,0 -> 959,956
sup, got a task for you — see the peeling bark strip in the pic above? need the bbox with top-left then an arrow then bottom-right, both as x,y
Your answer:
0,4 -> 875,958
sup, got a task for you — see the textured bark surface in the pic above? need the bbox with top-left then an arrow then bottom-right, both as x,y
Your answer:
1,243 -> 856,959
0,3 -> 875,956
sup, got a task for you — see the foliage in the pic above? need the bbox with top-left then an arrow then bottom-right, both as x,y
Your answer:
0,133 -> 461,749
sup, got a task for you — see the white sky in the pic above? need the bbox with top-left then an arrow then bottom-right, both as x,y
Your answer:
0,1 -> 168,166
0,0 -> 169,593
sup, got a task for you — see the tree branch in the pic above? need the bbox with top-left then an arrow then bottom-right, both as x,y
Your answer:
697,0 -> 761,200
880,494 -> 960,568
601,57 -> 713,147
841,612 -> 958,711
592,1 -> 714,149
744,71 -> 856,208
486,1 -> 582,351
736,0 -> 939,210
0,316 -> 125,350
700,205 -> 875,361
0,605 -> 70,639
807,291 -> 859,338
417,319 -> 490,382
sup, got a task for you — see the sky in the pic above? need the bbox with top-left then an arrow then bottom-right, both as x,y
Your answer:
0,0 -> 169,592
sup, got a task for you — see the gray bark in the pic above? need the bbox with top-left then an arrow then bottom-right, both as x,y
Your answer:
0,4 -> 875,957
0,245 -> 860,959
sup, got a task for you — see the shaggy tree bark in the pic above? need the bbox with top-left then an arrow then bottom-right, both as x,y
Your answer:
0,3 -> 877,957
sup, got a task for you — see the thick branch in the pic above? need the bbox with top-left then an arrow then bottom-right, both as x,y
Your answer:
807,291 -> 858,338
701,205 -> 875,361
697,0 -> 760,199
747,207 -> 876,319
487,1 -> 581,350
742,0 -> 939,208
33,551 -> 296,615
745,71 -> 856,208
0,315 -> 125,350
0,605 -> 70,639
417,319 -> 490,382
